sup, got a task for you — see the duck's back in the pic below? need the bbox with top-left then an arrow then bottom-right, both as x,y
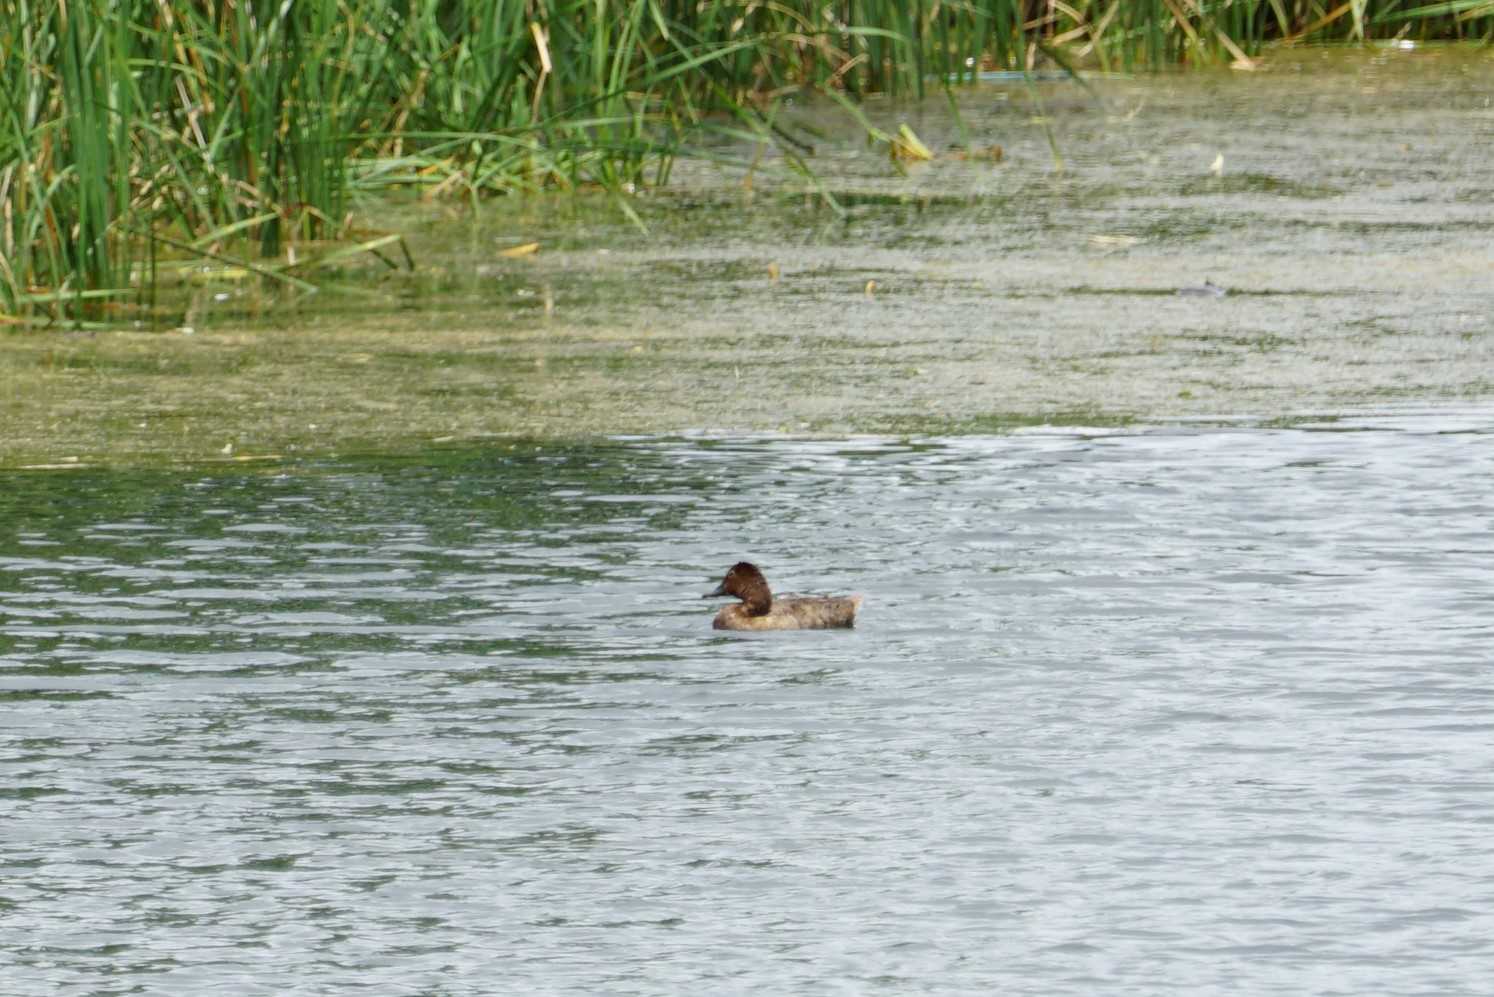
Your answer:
713,594 -> 862,631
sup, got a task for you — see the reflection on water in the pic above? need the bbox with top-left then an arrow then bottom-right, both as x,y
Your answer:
3,410 -> 1493,993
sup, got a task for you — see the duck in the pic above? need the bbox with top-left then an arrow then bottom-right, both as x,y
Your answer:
702,562 -> 862,631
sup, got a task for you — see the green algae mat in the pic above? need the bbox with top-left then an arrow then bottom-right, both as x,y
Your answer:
5,52 -> 1492,468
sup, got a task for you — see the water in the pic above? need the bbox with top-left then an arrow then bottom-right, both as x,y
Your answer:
3,410 -> 1493,994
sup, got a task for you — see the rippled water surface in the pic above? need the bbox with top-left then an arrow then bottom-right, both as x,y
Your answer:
4,411 -> 1493,994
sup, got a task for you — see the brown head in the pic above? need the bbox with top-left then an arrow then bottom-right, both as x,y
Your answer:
702,561 -> 773,616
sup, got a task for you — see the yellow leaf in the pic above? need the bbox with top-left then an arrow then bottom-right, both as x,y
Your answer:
890,124 -> 933,161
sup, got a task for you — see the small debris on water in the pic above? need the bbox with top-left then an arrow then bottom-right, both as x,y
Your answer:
948,145 -> 1004,162
1090,234 -> 1142,249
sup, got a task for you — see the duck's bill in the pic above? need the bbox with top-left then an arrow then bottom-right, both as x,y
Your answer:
702,583 -> 727,598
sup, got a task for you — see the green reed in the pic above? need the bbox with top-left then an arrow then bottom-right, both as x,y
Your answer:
1,0 -> 1489,322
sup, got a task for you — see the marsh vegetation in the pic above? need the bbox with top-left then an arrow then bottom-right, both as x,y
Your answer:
3,47 -> 1492,467
3,1 -> 1491,323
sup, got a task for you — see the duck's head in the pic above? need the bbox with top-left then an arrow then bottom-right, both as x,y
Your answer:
703,561 -> 772,616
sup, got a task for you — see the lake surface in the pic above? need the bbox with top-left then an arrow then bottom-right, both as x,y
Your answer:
4,408 -> 1492,994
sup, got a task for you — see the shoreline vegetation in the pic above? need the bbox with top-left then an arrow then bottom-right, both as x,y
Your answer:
3,1 -> 1491,326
